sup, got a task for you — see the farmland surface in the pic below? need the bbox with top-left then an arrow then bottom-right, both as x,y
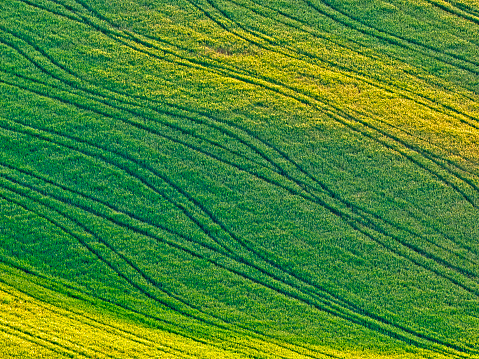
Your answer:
1,0 -> 479,358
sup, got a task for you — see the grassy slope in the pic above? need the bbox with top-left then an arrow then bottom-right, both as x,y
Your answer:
1,0 -> 479,357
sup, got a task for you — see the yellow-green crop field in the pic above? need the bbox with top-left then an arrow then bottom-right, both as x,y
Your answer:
1,0 -> 479,357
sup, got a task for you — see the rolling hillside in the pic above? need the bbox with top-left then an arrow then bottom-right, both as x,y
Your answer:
1,0 -> 479,357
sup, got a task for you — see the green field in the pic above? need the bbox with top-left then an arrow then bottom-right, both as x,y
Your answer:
1,0 -> 479,357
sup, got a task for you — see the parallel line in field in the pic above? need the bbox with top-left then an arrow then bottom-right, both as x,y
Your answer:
66,0 -> 201,55
13,0 -> 392,112
167,0 -> 479,261
231,0 -> 371,50
0,112 -> 322,297
0,183 -> 334,359
303,0 -> 479,75
3,88 -> 478,304
0,181 -> 228,332
1,172 -> 292,352
4,0 -> 479,356
127,102 -> 479,265
0,73 -> 302,260
3,30 -> 477,273
0,123 -> 462,358
424,0 -> 479,26
0,26 -> 292,178
40,0 -> 479,214
0,27 -> 372,223
0,66 -> 305,268
338,109 -> 479,208
417,0 -> 479,47
0,319 -> 93,358
14,64 -> 478,282
223,0 -> 479,165
8,158 -> 473,357
224,0 -> 446,108
0,120 -> 344,358
4,26 -> 477,242
0,71 -> 472,359
57,0 -> 479,136
0,124 -> 402,359
0,188 -> 269,357
0,158 -> 232,258
0,114 -> 247,262
234,0 -> 479,122
3,2 -> 479,354
229,0 -> 477,109
198,0 -> 456,117
0,156 -> 349,310
100,0 -> 479,180
447,0 -> 479,17
341,111 -> 479,208
0,325 -> 74,358
0,186 -> 456,359
366,115 -> 479,185
0,165 -> 308,338
0,253 -> 244,358
182,0 -> 278,49
3,65 -> 479,312
27,0 -> 479,138
386,197 -> 479,258
0,122 -> 474,358
0,23 -> 307,181
1,72 -> 478,338
209,0 -> 479,188
44,0 -> 253,76
14,0 -> 479,195
12,0 -> 84,23
4,128 -> 472,358
0,29 -> 280,175
0,318 -> 116,359
0,279 -> 190,358
166,0 -> 479,141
